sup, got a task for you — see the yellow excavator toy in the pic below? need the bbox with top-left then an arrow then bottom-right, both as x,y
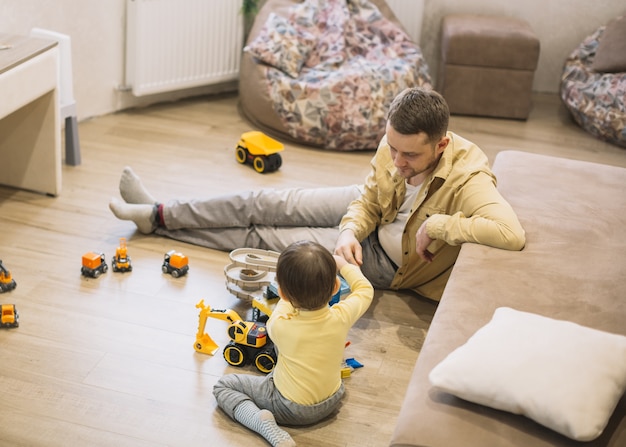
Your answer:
194,299 -> 277,374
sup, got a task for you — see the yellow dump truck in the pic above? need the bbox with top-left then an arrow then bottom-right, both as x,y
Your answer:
235,131 -> 284,173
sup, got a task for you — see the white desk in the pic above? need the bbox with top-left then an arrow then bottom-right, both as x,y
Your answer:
0,34 -> 60,196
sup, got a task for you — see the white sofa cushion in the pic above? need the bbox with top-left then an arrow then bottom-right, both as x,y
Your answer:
429,307 -> 626,441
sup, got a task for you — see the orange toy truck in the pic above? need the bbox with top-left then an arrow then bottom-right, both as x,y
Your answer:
162,250 -> 189,278
112,237 -> 132,273
0,260 -> 16,293
81,252 -> 108,278
0,304 -> 19,328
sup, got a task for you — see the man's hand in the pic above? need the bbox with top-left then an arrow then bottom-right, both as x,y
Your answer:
334,229 -> 363,266
416,220 -> 435,262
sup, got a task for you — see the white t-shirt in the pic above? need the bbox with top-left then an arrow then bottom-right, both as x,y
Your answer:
377,181 -> 421,266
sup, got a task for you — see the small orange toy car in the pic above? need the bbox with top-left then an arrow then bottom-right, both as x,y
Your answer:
81,252 -> 108,278
162,250 -> 189,278
0,304 -> 19,328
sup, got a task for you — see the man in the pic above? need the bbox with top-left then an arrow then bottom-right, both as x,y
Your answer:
110,88 -> 525,300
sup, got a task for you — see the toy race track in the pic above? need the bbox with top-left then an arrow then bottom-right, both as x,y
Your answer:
223,248 -> 279,302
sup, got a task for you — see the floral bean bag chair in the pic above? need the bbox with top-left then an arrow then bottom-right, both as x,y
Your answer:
239,0 -> 432,151
560,16 -> 626,148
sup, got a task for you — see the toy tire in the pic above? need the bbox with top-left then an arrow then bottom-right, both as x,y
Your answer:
171,270 -> 180,278
223,343 -> 246,367
253,156 -> 266,173
255,351 -> 276,374
235,146 -> 247,164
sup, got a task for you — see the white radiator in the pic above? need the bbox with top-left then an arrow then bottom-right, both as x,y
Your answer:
125,0 -> 244,96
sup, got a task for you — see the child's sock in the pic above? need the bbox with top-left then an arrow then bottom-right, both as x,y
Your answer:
233,400 -> 296,447
109,198 -> 157,234
119,166 -> 157,205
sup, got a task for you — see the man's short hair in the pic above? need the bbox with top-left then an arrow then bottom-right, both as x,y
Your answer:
387,88 -> 450,143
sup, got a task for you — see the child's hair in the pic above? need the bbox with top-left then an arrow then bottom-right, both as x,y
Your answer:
276,240 -> 337,310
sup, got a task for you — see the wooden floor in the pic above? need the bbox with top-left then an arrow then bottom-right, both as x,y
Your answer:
0,92 -> 624,447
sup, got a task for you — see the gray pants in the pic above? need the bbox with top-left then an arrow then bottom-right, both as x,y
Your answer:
157,185 -> 397,288
213,371 -> 345,426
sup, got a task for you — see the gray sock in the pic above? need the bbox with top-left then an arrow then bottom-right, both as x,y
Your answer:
233,400 -> 295,447
119,166 -> 157,205
109,198 -> 157,234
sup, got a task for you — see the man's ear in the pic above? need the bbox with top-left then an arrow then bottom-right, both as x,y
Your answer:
436,135 -> 450,155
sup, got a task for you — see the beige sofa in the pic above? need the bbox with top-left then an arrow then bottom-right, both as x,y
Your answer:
391,151 -> 626,446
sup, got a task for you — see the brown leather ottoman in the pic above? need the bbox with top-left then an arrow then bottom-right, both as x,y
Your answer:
438,15 -> 540,120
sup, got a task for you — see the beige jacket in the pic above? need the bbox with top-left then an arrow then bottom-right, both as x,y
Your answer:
339,131 -> 525,300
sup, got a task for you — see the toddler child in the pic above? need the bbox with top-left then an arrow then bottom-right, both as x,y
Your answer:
213,240 -> 374,446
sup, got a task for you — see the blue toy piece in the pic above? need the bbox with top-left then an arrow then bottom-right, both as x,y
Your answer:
329,276 -> 350,306
345,358 -> 363,369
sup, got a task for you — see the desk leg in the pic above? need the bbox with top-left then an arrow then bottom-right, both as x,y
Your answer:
65,115 -> 81,166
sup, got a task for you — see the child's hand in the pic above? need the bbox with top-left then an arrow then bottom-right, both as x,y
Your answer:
333,254 -> 348,271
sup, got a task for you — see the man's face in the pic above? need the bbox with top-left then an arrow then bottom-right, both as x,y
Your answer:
386,122 -> 448,181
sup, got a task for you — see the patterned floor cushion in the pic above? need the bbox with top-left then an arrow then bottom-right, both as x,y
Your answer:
560,17 -> 626,148
239,0 -> 432,151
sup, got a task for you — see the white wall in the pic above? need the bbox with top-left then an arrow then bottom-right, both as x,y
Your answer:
387,0 -> 425,44
0,0 -> 237,122
1,0 -> 623,121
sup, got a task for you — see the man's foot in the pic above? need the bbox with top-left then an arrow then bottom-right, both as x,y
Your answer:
109,198 -> 157,234
119,167 -> 157,205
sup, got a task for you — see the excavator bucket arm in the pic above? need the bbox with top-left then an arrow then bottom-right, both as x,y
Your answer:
194,300 -> 244,355
194,300 -> 219,355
